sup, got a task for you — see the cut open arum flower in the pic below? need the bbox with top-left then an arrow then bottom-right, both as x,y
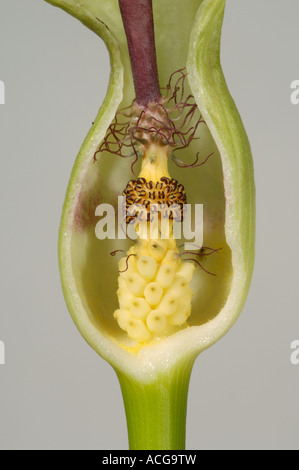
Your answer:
44,0 -> 255,450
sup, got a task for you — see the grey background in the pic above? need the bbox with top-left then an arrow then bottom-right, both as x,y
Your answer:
0,0 -> 298,450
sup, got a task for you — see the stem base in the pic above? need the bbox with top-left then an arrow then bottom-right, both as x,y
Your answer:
116,359 -> 195,450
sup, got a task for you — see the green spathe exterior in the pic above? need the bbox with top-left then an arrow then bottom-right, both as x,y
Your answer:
44,0 -> 255,449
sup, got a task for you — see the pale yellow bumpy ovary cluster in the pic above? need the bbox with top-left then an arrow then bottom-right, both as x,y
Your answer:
113,144 -> 196,343
113,238 -> 196,343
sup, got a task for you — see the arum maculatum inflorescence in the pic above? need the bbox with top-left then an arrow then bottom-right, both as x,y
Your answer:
45,0 -> 255,450
105,67 -> 212,343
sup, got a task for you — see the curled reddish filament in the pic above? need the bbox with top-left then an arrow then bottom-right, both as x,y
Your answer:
93,68 -> 212,173
180,247 -> 223,277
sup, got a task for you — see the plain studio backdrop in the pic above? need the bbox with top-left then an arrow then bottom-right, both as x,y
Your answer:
0,0 -> 298,450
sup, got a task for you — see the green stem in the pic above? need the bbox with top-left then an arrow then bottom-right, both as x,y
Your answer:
116,358 -> 195,450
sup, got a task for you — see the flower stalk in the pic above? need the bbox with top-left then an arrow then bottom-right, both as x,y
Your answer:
118,0 -> 161,107
116,358 -> 195,450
